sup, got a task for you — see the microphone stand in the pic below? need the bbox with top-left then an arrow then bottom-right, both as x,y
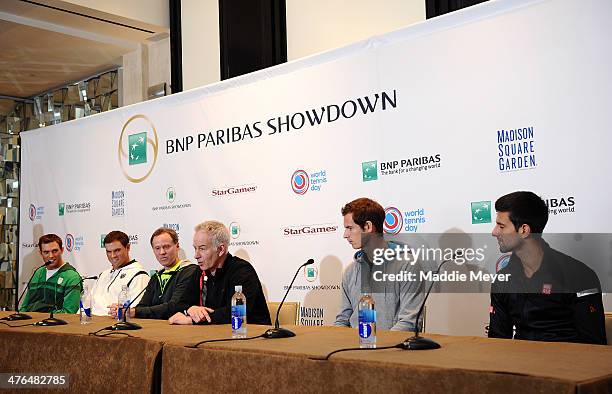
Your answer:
398,259 -> 452,350
263,259 -> 314,339
105,272 -> 157,331
2,261 -> 51,321
36,275 -> 97,326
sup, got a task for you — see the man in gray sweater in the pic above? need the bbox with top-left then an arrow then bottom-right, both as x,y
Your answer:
334,198 -> 425,332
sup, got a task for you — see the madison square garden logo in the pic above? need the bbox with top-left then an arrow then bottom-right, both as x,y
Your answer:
471,201 -> 492,224
384,207 -> 403,235
291,170 -> 309,194
118,114 -> 159,183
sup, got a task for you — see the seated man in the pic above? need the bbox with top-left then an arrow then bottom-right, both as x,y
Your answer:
110,228 -> 199,320
169,221 -> 271,325
21,234 -> 82,313
90,231 -> 149,316
489,191 -> 607,344
334,198 -> 424,331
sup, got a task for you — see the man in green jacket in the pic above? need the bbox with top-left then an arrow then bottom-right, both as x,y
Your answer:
21,234 -> 82,313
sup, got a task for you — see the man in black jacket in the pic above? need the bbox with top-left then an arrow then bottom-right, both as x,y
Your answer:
110,228 -> 199,320
169,221 -> 271,325
489,191 -> 606,344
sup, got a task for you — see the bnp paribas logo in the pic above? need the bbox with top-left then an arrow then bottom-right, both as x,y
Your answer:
118,115 -> 159,183
362,160 -> 378,182
166,187 -> 176,203
304,265 -> 318,282
128,132 -> 147,165
229,222 -> 240,239
58,203 -> 65,216
471,201 -> 492,224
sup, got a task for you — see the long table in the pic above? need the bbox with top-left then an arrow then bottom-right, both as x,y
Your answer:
1,312 -> 611,393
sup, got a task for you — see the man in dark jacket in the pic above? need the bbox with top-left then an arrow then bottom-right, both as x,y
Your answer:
110,228 -> 199,320
489,191 -> 606,344
169,221 -> 271,325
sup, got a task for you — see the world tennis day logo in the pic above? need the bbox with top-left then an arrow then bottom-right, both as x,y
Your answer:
290,168 -> 327,194
29,204 -> 44,221
65,234 -> 75,252
291,170 -> 310,195
383,207 -> 403,235
118,115 -> 159,183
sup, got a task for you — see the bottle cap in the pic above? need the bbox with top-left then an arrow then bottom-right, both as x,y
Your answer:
235,285 -> 242,293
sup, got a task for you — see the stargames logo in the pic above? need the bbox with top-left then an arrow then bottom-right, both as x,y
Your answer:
291,170 -> 309,195
471,201 -> 492,224
65,234 -> 75,252
118,114 -> 159,183
29,204 -> 36,221
383,207 -> 403,235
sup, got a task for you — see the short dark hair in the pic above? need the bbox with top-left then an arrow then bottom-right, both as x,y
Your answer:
104,231 -> 130,247
150,227 -> 179,246
341,197 -> 385,234
38,233 -> 63,251
495,191 -> 548,234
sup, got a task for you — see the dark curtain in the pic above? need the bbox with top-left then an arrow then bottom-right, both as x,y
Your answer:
219,0 -> 287,80
169,0 -> 183,93
426,0 -> 488,19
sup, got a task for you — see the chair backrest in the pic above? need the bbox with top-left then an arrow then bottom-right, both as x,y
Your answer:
605,312 -> 612,345
267,301 -> 300,325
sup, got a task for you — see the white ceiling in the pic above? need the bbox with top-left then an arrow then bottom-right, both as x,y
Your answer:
0,0 -> 169,99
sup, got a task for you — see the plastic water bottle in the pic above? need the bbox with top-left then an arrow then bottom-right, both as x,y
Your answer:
117,285 -> 130,322
358,293 -> 376,348
80,284 -> 92,324
231,285 -> 247,338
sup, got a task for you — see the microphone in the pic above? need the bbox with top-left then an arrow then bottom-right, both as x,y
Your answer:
35,274 -> 96,326
397,258 -> 452,350
2,261 -> 52,321
105,269 -> 161,331
263,258 -> 314,339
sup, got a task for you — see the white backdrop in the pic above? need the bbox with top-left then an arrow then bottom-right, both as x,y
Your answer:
19,0 -> 612,335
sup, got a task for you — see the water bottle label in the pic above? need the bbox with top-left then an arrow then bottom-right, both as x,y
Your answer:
84,308 -> 91,317
358,309 -> 376,324
231,305 -> 246,317
359,322 -> 372,338
117,308 -> 122,320
232,316 -> 243,330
